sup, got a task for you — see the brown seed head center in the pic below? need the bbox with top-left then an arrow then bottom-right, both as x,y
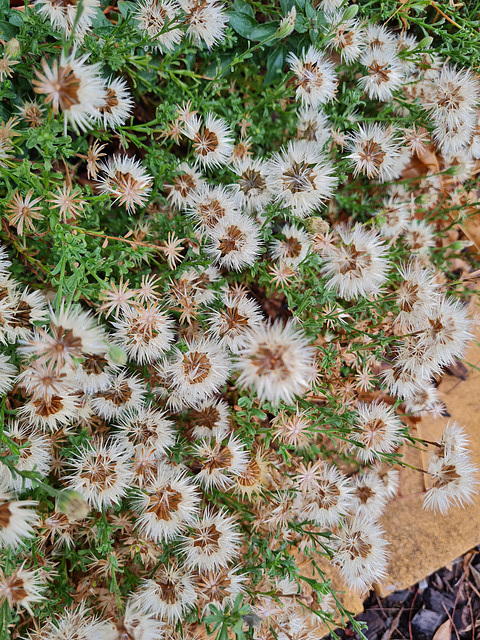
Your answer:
194,127 -> 219,156
282,162 -> 316,194
99,382 -> 133,406
239,168 -> 265,194
148,486 -> 182,520
99,87 -> 120,114
183,351 -> 211,383
192,523 -> 221,549
218,226 -> 246,255
251,344 -> 288,376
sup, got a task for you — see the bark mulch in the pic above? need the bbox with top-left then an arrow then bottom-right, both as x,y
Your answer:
326,547 -> 480,640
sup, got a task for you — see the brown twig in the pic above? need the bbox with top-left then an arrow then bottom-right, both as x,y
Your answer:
80,229 -> 162,251
441,603 -> 460,640
408,587 -> 419,640
430,0 -> 463,28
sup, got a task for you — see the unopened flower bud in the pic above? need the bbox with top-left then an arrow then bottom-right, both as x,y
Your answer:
342,4 -> 358,21
275,7 -> 296,39
108,344 -> 127,366
418,36 -> 433,49
5,38 -> 20,58
306,217 -> 330,235
56,490 -> 90,522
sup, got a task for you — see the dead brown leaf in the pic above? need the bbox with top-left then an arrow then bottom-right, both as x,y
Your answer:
469,563 -> 480,591
457,216 -> 480,253
432,619 -> 451,640
416,145 -> 440,172
379,607 -> 403,640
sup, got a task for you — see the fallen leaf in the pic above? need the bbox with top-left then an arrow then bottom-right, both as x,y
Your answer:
469,564 -> 480,590
445,360 -> 469,380
432,619 -> 451,640
379,607 -> 403,640
416,145 -> 440,173
462,549 -> 476,574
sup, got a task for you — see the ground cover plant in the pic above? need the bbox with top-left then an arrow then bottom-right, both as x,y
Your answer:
0,0 -> 480,638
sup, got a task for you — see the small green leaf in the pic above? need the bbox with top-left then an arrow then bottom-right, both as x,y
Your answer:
228,11 -> 258,38
294,13 -> 309,33
118,1 -> 136,18
304,1 -> 316,20
90,8 -> 112,28
233,0 -> 254,17
8,11 -> 23,27
280,0 -> 295,12
250,21 -> 279,41
265,45 -> 285,84
0,21 -> 18,40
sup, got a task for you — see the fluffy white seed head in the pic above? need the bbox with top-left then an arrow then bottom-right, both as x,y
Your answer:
349,471 -> 389,519
97,155 -> 153,213
265,140 -> 338,218
417,296 -> 472,369
376,195 -> 411,238
187,183 -> 242,233
132,565 -> 197,623
180,0 -> 228,49
394,262 -> 438,330
207,291 -> 264,353
66,437 -> 134,510
115,403 -> 176,456
423,451 -> 479,514
230,157 -> 273,213
422,65 -> 480,128
0,565 -> 45,614
320,223 -> 390,300
136,0 -> 183,52
287,46 -> 338,108
182,507 -> 242,571
183,113 -> 234,168
33,54 -> 106,133
132,463 -> 200,542
19,303 -> 106,370
0,353 -> 15,395
33,602 -> 115,638
91,370 -> 147,420
332,516 -> 389,594
364,23 -> 398,55
0,492 -> 39,549
296,464 -> 353,528
270,224 -> 312,268
97,76 -> 134,130
164,337 -> 230,407
166,162 -> 206,209
347,123 -> 403,181
189,397 -> 231,440
359,48 -> 404,101
403,219 -> 436,256
326,12 -> 366,63
206,212 -> 262,272
112,304 -> 175,364
351,402 -> 404,462
235,320 -> 316,405
35,0 -> 100,39
296,107 -> 331,147
193,434 -> 249,490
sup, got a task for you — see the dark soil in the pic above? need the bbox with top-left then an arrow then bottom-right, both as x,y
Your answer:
327,547 -> 480,640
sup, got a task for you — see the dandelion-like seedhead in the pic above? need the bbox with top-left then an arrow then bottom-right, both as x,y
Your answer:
1,1 -> 479,636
